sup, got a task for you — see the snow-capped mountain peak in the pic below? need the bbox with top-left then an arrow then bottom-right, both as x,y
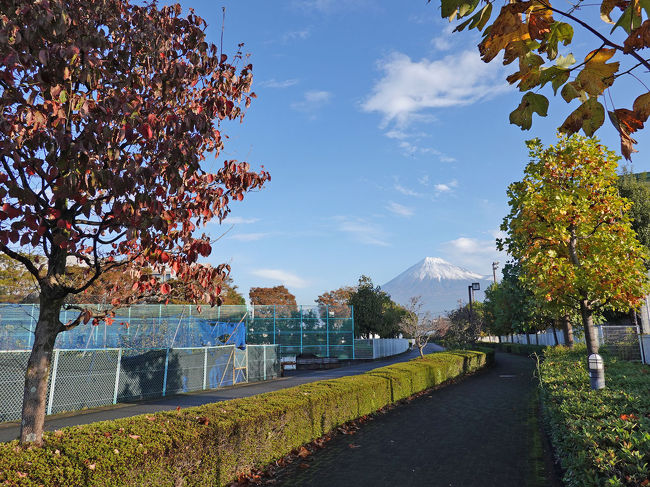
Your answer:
407,257 -> 484,282
382,257 -> 491,316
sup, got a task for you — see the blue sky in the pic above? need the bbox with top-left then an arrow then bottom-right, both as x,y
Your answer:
173,0 -> 650,304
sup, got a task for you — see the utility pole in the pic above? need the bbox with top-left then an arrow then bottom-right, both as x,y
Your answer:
492,261 -> 499,284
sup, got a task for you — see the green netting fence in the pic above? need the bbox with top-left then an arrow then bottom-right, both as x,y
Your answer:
245,304 -> 355,359
0,304 -> 355,358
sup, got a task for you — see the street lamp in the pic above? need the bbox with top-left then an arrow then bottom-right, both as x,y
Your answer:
468,282 -> 480,316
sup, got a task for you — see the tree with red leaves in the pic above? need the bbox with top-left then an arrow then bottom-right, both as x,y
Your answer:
0,0 -> 269,444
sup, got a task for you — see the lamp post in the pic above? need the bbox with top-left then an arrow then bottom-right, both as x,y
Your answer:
492,261 -> 499,284
468,282 -> 480,317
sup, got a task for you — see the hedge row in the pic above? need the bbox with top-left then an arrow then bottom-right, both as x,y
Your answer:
0,349 -> 493,486
539,345 -> 650,486
478,342 -> 547,355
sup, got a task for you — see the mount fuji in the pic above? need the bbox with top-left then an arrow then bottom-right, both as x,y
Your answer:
381,257 -> 492,317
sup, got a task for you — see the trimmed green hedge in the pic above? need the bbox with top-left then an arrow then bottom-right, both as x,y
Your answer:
539,345 -> 650,486
0,349 -> 493,486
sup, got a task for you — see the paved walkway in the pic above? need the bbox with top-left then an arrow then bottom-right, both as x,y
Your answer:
273,352 -> 561,487
0,344 -> 444,443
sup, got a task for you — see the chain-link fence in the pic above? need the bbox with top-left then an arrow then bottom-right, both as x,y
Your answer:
600,325 -> 642,361
0,303 -> 355,358
0,344 -> 279,422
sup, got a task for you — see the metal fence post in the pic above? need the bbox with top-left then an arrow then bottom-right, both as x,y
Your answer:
326,305 -> 330,358
246,345 -> 249,383
263,345 -> 267,381
203,346 -> 208,390
46,349 -> 60,415
300,305 -> 303,355
28,303 -> 36,348
162,348 -> 169,397
273,305 -> 276,345
113,348 -> 122,404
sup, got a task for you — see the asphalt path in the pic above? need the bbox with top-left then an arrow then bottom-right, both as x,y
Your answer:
0,343 -> 444,443
273,352 -> 561,487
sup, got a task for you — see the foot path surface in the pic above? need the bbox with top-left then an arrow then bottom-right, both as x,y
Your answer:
0,344 -> 444,443
273,352 -> 561,487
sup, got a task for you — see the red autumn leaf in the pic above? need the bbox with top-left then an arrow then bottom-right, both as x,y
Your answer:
138,123 -> 153,139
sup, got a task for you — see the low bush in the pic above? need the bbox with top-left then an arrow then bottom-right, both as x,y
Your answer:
539,345 -> 650,486
0,349 -> 492,486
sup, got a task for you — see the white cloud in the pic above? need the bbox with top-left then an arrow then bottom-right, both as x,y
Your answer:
283,29 -> 311,42
434,179 -> 458,194
291,90 -> 332,114
386,201 -> 414,217
259,78 -> 299,89
440,236 -> 506,274
229,232 -> 270,242
224,216 -> 260,224
362,50 -> 508,127
431,24 -> 455,51
251,268 -> 309,288
394,183 -> 424,198
419,175 -> 430,186
384,129 -> 455,162
293,0 -> 369,12
334,216 -> 390,246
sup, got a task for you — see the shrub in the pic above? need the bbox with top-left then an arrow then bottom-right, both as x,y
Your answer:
539,345 -> 650,486
0,349 -> 492,486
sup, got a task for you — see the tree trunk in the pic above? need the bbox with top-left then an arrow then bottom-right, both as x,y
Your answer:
561,315 -> 574,348
497,335 -> 502,344
526,333 -> 531,345
20,298 -> 62,445
552,325 -> 559,346
535,333 -> 539,345
580,299 -> 599,355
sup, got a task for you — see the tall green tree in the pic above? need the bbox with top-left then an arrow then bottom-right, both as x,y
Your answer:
617,170 -> 650,254
347,275 -> 406,338
483,261 -> 574,345
499,135 -> 648,358
430,0 -> 650,159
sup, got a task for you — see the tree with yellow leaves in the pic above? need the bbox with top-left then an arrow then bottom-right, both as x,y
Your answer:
499,135 -> 648,356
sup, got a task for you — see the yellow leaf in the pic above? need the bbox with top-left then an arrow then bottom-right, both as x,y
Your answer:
574,48 -> 619,96
479,2 -> 532,62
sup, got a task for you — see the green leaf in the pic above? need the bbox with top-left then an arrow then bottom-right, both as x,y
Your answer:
561,83 -> 581,103
59,90 -> 68,103
441,0 -> 480,19
559,98 -> 604,137
542,22 -> 574,60
509,92 -> 549,130
611,4 -> 633,34
453,2 -> 492,32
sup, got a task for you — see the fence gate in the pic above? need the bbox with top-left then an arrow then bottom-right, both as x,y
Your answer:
601,325 -> 642,361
